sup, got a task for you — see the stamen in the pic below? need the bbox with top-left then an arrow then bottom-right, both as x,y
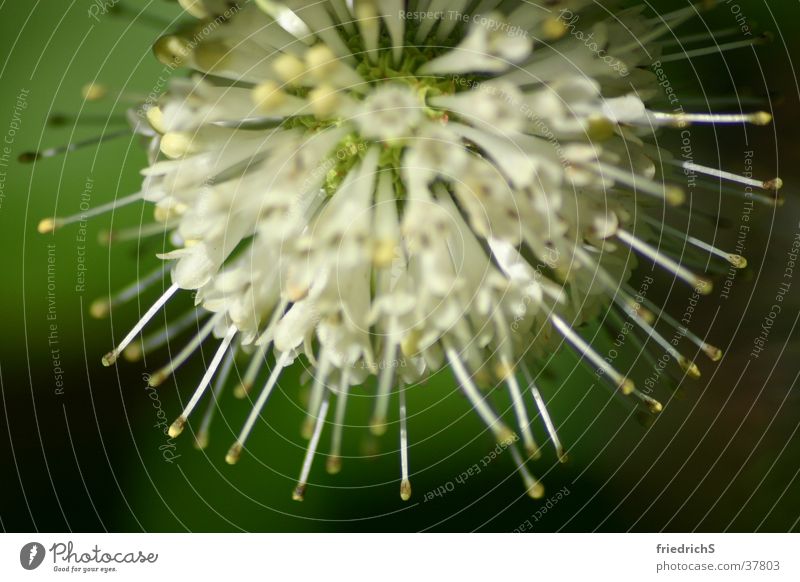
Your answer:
692,177 -> 784,207
38,191 -> 145,234
650,110 -> 772,127
102,283 -> 180,366
661,27 -> 742,48
658,33 -> 772,64
508,443 -> 545,500
674,160 -> 783,191
498,357 -> 539,458
195,347 -> 237,450
642,216 -> 748,269
550,315 -> 635,395
616,229 -> 713,294
47,112 -> 128,127
226,351 -> 292,465
370,338 -> 398,436
302,352 -> 332,439
293,391 -> 330,502
587,161 -> 685,206
618,302 -> 702,380
148,313 -> 224,387
100,221 -> 175,246
399,385 -> 411,501
521,364 -> 567,463
445,344 -> 515,444
168,324 -> 238,438
124,308 -> 203,362
623,283 -> 723,362
327,368 -> 350,475
80,82 -> 146,103
90,264 -> 167,319
234,342 -> 269,399
19,128 -> 131,163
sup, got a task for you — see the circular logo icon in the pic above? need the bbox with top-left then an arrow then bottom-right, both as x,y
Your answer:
20,542 -> 46,570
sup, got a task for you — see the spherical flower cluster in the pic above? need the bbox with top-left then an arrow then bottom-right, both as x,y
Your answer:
40,0 -> 779,501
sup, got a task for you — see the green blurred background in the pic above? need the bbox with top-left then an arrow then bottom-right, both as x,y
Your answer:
0,0 -> 798,532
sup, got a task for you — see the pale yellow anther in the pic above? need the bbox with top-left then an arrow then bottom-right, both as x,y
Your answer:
666,186 -> 686,207
703,344 -> 723,362
145,106 -> 166,134
306,44 -> 339,77
727,254 -> 748,269
160,132 -> 196,159
89,299 -> 110,319
308,84 -> 339,118
493,360 -> 515,381
153,35 -> 192,67
252,81 -> 287,112
273,53 -> 307,85
752,111 -> 773,126
541,17 -> 569,41
168,416 -> 187,438
680,358 -> 702,379
178,0 -> 209,18
620,377 -> 636,396
372,240 -> 398,268
82,83 -> 107,101
225,443 -> 242,465
400,479 -> 412,502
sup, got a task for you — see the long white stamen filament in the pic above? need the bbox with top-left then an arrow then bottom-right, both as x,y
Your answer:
302,351 -> 332,439
148,313 -> 224,387
38,191 -> 145,234
445,345 -> 514,444
550,314 -> 635,395
658,34 -> 771,64
650,110 -> 772,127
124,308 -> 204,362
623,283 -> 723,363
500,358 -> 539,458
521,364 -> 567,463
195,347 -> 237,450
234,341 -> 270,399
293,391 -> 330,502
102,283 -> 180,366
642,215 -> 747,269
587,161 -> 685,206
100,220 -> 176,246
90,264 -> 166,318
235,298 -> 289,398
618,301 -> 701,380
327,368 -> 350,475
675,160 -> 783,191
616,229 -> 712,294
399,385 -> 411,501
20,127 -> 131,164
370,337 -> 398,436
661,27 -> 741,47
168,324 -> 238,438
227,351 -> 292,465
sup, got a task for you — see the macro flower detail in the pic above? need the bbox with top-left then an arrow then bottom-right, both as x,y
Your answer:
35,0 -> 781,502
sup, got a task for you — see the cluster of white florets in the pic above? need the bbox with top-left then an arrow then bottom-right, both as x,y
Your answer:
87,0 -> 770,499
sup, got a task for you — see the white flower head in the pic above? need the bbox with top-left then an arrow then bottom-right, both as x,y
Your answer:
36,0 -> 780,503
